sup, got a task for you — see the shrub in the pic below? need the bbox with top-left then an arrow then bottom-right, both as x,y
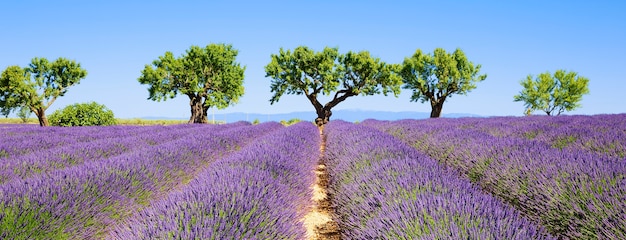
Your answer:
49,102 -> 116,126
279,118 -> 301,126
17,106 -> 32,123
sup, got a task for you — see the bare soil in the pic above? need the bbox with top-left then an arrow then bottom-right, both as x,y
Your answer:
301,127 -> 340,240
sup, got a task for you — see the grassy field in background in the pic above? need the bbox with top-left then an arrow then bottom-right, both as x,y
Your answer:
0,118 -> 39,124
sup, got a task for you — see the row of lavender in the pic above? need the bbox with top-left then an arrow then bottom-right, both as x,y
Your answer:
0,122 -> 285,239
110,122 -> 320,239
363,114 -> 626,239
0,124 -> 198,159
0,124 -> 236,184
324,121 -> 554,239
426,114 -> 626,159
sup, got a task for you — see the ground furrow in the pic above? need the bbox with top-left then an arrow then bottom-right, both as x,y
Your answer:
302,126 -> 340,239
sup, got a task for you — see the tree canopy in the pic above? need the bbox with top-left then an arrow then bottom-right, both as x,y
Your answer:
265,46 -> 401,125
0,57 -> 87,126
514,70 -> 589,116
138,44 -> 245,124
400,48 -> 487,118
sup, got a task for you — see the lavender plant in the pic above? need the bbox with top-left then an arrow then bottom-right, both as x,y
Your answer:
324,121 -> 554,239
0,124 -> 221,184
0,122 -> 282,239
110,122 -> 320,239
365,115 -> 626,238
0,125 -> 168,160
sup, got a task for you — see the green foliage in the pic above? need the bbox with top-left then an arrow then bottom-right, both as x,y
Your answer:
0,198 -> 69,239
48,102 -> 116,126
138,43 -> 245,123
252,119 -> 260,125
552,135 -> 577,150
514,70 -> 589,116
279,118 -> 301,126
467,158 -> 492,183
0,66 -> 28,117
400,48 -> 486,118
0,57 -> 87,126
265,46 -> 401,125
17,106 -> 31,123
523,130 -> 540,140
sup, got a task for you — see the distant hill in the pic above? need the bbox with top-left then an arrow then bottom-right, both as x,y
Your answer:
141,110 -> 481,123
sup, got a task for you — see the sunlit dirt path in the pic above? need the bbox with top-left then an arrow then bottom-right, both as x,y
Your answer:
301,126 -> 340,239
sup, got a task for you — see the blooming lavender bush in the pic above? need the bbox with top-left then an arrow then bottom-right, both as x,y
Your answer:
324,121 -> 554,239
110,122 -> 320,239
0,124 -> 179,160
0,122 -> 282,239
0,124 -> 219,184
505,114 -> 626,159
364,115 -> 626,239
4,115 -> 618,239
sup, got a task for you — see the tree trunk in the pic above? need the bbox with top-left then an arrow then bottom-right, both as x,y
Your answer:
35,108 -> 49,126
306,88 -> 356,126
430,100 -> 444,118
315,107 -> 332,126
188,95 -> 208,124
202,104 -> 210,123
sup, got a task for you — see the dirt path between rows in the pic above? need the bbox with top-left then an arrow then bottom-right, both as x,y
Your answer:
301,126 -> 340,239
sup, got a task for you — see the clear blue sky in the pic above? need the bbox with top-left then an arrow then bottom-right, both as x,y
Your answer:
1,1 -> 625,119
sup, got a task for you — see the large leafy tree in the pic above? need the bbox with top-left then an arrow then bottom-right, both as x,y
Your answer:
400,48 -> 487,118
0,57 -> 87,126
138,44 -> 245,124
514,70 -> 589,116
265,46 -> 401,126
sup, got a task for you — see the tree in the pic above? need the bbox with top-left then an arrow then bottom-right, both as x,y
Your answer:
514,70 -> 589,116
49,102 -> 116,126
17,105 -> 31,123
265,46 -> 401,126
138,44 -> 245,124
0,57 -> 88,126
400,48 -> 487,118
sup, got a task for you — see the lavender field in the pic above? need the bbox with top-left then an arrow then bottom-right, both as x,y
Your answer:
1,114 -> 625,239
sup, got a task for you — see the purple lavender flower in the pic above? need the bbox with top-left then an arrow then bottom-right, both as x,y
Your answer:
110,122 -> 320,239
364,114 -> 626,238
0,122 -> 283,239
324,120 -> 554,239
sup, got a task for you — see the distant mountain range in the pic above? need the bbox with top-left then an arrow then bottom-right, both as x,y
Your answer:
141,110 -> 482,123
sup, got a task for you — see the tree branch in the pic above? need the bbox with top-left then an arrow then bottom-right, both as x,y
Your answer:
325,88 -> 356,110
44,96 -> 57,110
313,85 -> 323,95
418,84 -> 433,101
305,92 -> 324,116
186,92 -> 197,102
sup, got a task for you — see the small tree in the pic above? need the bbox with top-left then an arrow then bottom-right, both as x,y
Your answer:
17,106 -> 31,123
138,44 -> 245,124
400,48 -> 487,118
265,46 -> 401,126
514,70 -> 589,116
49,102 -> 116,126
0,58 -> 87,126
